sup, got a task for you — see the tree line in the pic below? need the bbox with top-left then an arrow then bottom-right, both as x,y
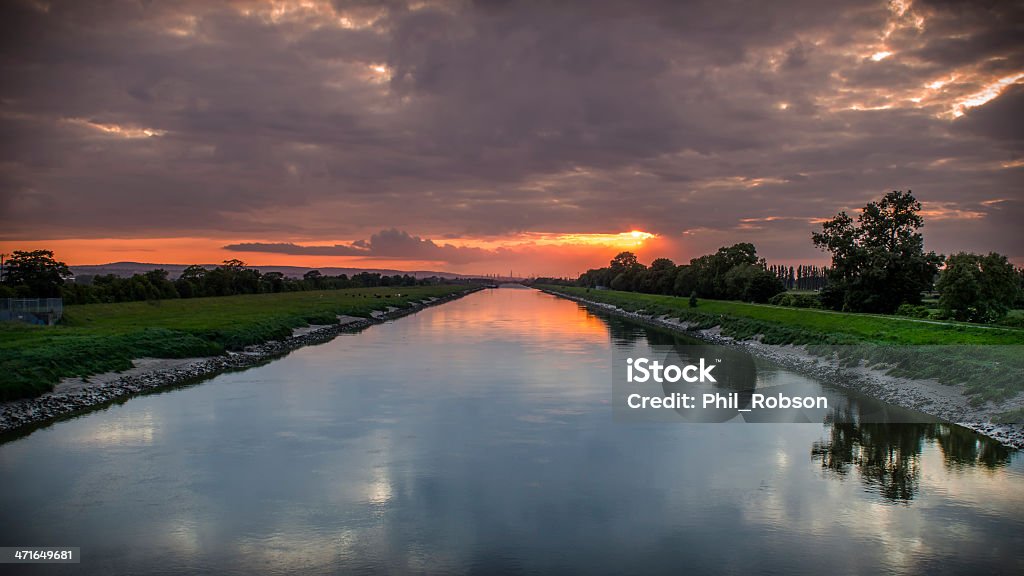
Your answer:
2,192 -> 1020,322
570,243 -> 787,304
541,190 -> 1021,323
766,264 -> 829,291
0,253 -> 454,305
812,190 -> 1020,322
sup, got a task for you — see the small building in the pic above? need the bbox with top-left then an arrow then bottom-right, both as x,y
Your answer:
0,298 -> 63,326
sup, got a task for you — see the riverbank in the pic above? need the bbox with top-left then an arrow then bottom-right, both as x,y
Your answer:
0,286 -> 482,437
539,287 -> 1024,449
0,285 -> 476,401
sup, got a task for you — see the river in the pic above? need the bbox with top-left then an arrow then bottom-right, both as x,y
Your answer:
1,286 -> 1021,574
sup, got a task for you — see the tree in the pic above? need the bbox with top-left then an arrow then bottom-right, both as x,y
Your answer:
2,250 -> 72,297
262,271 -> 287,293
608,251 -> 645,291
691,243 -> 759,298
936,252 -> 1019,322
610,272 -> 632,291
179,265 -> 208,283
638,258 -> 676,293
143,269 -> 179,299
724,263 -> 784,303
610,251 -> 640,273
577,244 -> 779,303
173,265 -> 206,298
204,259 -> 259,296
812,190 -> 943,313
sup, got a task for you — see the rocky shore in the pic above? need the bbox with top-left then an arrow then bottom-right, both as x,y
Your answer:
0,287 -> 481,438
543,288 -> 1024,449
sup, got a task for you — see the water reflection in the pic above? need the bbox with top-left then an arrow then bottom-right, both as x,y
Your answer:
587,300 -> 1017,503
0,288 -> 1020,575
812,412 -> 1013,502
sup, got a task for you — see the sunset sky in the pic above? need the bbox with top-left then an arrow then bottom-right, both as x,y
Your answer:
1,0 -> 1021,277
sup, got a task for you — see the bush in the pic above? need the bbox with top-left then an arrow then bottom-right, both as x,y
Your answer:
936,252 -> 1019,323
768,292 -> 822,309
895,304 -> 930,318
996,315 -> 1024,328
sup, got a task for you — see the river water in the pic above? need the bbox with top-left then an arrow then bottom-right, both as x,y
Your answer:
1,287 -> 1021,575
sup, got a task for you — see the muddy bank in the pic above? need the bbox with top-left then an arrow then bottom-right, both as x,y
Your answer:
542,288 -> 1024,449
0,288 -> 481,438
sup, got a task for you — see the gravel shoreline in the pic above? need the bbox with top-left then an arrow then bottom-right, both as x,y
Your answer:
543,288 -> 1024,449
0,288 -> 481,439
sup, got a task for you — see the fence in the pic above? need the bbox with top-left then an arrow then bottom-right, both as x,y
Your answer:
0,298 -> 64,326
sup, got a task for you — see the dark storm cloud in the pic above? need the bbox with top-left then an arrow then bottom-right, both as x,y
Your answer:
0,0 -> 1021,260
955,84 -> 1024,144
226,228 -> 493,263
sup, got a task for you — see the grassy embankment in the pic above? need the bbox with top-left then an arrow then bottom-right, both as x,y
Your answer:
0,285 -> 474,401
541,286 -> 1024,406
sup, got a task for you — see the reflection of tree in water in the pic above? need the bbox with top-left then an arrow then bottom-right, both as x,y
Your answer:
601,313 -> 649,346
811,420 -> 923,502
598,307 -> 1016,500
812,406 -> 1013,502
603,313 -> 703,347
931,423 -> 1013,470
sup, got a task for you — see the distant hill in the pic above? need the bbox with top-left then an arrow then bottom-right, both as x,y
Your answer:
69,262 -> 476,280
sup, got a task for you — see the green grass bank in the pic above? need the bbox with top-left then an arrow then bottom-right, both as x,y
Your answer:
540,286 -> 1024,405
542,286 -> 1024,345
0,285 -> 474,401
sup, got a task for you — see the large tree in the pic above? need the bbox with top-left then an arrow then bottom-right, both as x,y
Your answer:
638,258 -> 677,294
812,190 -> 943,313
2,250 -> 72,297
608,251 -> 645,291
723,263 -> 785,303
609,251 -> 640,274
935,252 -> 1019,322
679,243 -> 761,299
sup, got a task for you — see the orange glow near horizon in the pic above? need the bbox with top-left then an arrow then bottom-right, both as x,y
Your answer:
423,288 -> 610,344
427,230 -> 658,251
522,230 -> 656,249
0,230 -> 663,277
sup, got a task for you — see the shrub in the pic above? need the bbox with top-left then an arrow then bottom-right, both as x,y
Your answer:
895,304 -> 930,318
996,315 -> 1024,328
936,252 -> 1018,323
768,292 -> 822,309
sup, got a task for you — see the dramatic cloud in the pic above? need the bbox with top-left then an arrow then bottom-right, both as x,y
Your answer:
0,0 -> 1021,272
226,228 -> 493,264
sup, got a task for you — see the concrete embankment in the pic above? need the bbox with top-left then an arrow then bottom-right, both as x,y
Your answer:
541,288 -> 1024,449
0,287 -> 481,438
